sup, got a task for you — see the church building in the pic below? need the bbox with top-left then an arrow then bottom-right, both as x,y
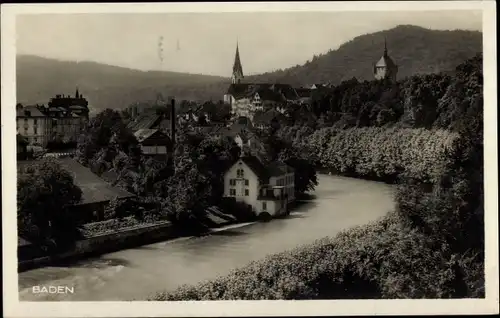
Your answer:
223,42 -> 299,121
373,39 -> 398,81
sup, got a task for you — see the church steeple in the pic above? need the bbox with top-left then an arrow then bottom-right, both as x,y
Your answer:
232,41 -> 244,84
383,37 -> 388,57
75,86 -> 80,98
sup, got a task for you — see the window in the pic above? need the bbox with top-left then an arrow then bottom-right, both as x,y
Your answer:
245,189 -> 249,196
34,127 -> 37,134
244,179 -> 249,186
262,202 -> 267,211
230,179 -> 236,186
34,119 -> 37,125
237,168 -> 244,178
230,189 -> 236,196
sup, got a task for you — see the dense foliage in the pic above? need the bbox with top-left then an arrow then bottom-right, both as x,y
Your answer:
296,127 -> 459,184
18,158 -> 84,251
152,53 -> 484,299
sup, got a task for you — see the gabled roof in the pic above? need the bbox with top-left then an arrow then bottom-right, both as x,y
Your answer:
232,155 -> 294,184
240,155 -> 269,182
17,158 -> 135,205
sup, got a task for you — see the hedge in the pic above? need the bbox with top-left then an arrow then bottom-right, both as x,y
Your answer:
151,211 -> 482,300
298,127 -> 459,184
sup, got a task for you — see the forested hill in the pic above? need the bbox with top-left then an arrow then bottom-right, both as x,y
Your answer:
16,25 -> 481,112
16,55 -> 231,113
247,25 -> 482,85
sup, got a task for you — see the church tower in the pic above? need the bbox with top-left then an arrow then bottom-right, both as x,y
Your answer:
231,42 -> 244,84
373,38 -> 398,81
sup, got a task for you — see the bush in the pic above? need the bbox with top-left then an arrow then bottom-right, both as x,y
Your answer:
151,211 -> 481,300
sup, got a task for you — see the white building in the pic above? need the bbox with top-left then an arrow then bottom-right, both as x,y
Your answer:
223,155 -> 295,219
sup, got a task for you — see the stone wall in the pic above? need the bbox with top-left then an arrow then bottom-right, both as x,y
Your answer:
19,222 -> 177,272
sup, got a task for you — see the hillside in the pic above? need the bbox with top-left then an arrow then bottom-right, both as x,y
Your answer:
16,25 -> 482,112
249,25 -> 482,85
16,55 -> 231,113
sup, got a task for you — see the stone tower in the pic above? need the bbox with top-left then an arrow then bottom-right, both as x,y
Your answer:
232,41 -> 244,84
373,38 -> 398,81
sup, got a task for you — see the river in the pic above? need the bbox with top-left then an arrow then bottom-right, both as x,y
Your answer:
18,175 -> 395,301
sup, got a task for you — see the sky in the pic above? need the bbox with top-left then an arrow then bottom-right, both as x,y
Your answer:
16,11 -> 482,77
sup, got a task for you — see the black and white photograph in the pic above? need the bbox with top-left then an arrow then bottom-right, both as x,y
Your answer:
2,1 -> 498,317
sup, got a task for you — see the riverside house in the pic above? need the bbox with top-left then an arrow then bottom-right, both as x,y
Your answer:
17,158 -> 135,224
223,155 -> 295,219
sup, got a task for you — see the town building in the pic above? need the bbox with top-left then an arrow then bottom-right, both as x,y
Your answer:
16,89 -> 90,147
252,109 -> 285,131
16,106 -> 51,146
373,39 -> 398,81
133,128 -> 172,157
17,158 -> 135,224
223,155 -> 295,219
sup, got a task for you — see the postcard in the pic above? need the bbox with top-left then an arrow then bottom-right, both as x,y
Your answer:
2,1 -> 498,317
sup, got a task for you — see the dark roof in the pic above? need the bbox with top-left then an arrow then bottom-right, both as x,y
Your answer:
58,158 -> 135,205
240,156 -> 269,182
18,158 -> 135,205
235,155 -> 294,184
295,87 -> 313,98
226,83 -> 299,102
252,109 -> 284,125
267,162 -> 295,176
16,106 -> 46,118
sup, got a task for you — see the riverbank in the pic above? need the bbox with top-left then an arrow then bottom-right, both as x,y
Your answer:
18,201 -> 305,273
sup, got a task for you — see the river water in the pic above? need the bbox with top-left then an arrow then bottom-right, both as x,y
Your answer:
18,175 -> 395,301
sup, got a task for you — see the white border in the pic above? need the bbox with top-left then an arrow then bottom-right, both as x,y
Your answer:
2,1 -> 498,317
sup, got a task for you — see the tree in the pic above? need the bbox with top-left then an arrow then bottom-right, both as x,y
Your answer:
76,108 -> 141,177
17,158 -> 83,250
